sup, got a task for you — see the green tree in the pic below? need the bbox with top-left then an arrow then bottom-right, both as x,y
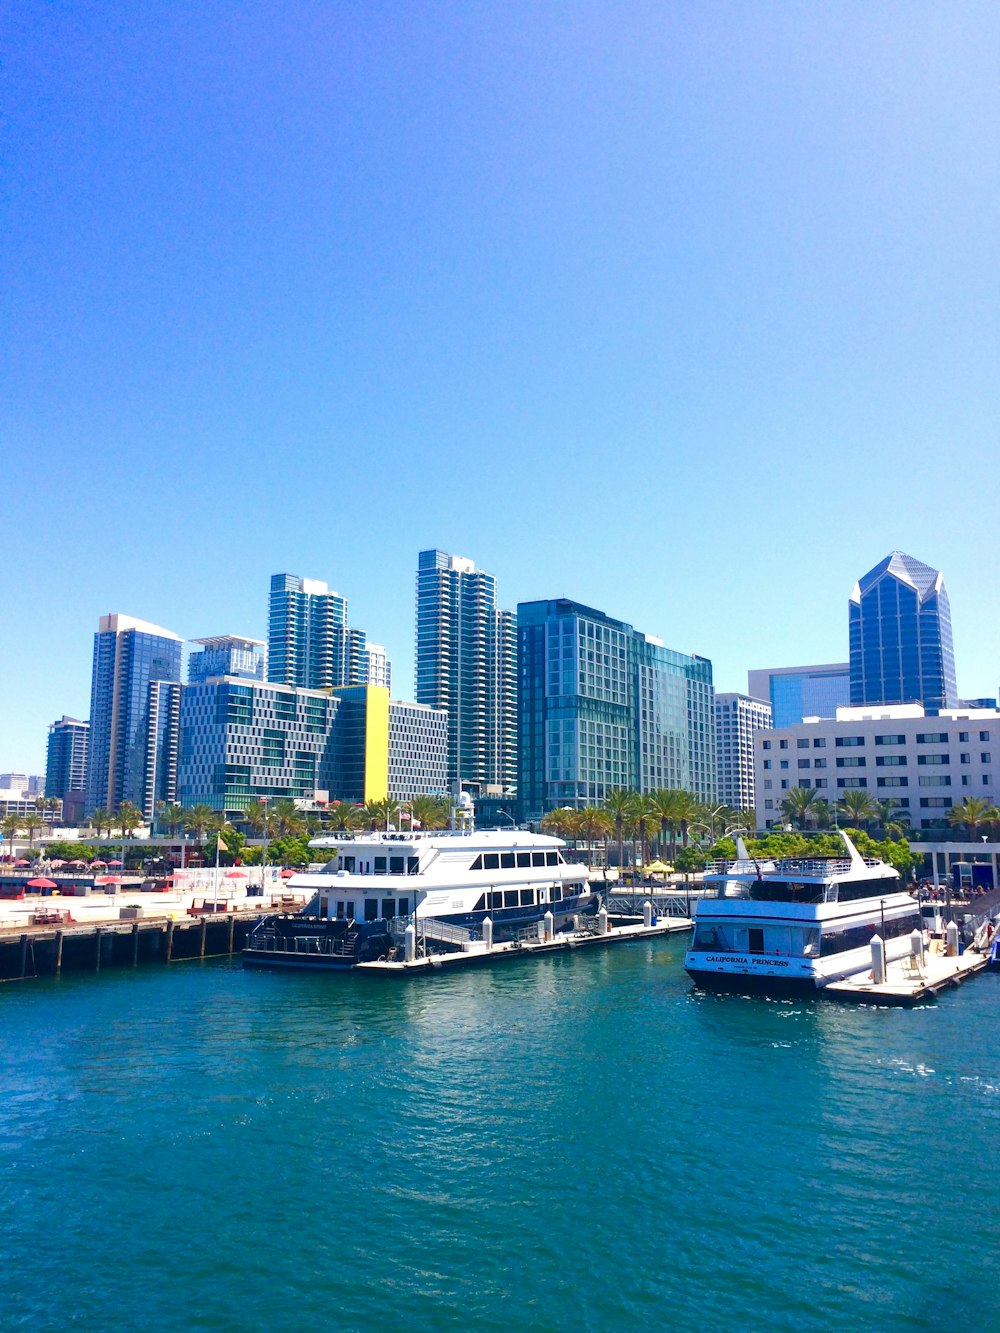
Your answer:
21,807 -> 44,847
182,804 -> 217,840
361,798 -> 395,832
948,796 -> 996,841
1,813 -> 24,857
780,786 -> 827,830
604,788 -> 639,871
156,802 -> 186,835
836,789 -> 879,829
117,802 -> 143,839
91,808 -> 111,839
631,796 -> 661,871
576,806 -> 613,863
407,795 -> 451,830
271,800 -> 307,837
325,802 -> 362,832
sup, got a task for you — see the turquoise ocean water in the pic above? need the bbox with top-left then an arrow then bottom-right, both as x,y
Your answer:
2,937 -> 999,1332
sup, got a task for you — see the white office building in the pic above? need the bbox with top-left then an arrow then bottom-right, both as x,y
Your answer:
715,693 -> 772,815
755,703 -> 999,831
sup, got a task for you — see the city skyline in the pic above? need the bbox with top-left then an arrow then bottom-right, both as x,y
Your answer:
4,4 -> 998,771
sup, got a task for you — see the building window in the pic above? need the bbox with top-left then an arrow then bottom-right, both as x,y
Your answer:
837,778 -> 868,788
836,757 -> 866,767
917,754 -> 949,766
918,776 -> 951,787
876,755 -> 906,767
877,777 -> 908,787
779,740 -> 789,750
814,757 -> 827,768
980,731 -> 991,742
797,739 -> 809,749
959,731 -> 969,742
780,760 -> 789,769
762,740 -> 771,750
982,753 -> 992,763
814,778 -> 828,789
835,736 -> 865,747
763,759 -> 772,770
813,738 -> 826,748
797,759 -> 811,770
916,732 -> 947,744
764,799 -> 773,809
875,735 -> 905,746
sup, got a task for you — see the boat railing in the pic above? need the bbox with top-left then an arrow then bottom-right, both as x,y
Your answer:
387,914 -> 472,948
704,856 -> 883,878
246,917 -> 358,958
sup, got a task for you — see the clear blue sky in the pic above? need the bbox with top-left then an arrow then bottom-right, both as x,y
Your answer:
3,1 -> 998,774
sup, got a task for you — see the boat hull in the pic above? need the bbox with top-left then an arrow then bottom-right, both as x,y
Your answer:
685,966 -> 821,997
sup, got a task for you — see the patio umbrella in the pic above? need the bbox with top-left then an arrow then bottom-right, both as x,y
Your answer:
49,859 -> 66,868
645,860 -> 673,875
224,870 -> 246,879
95,875 -> 121,886
108,859 -> 123,867
91,859 -> 107,867
279,868 -> 296,878
27,878 -> 58,889
14,859 -> 30,867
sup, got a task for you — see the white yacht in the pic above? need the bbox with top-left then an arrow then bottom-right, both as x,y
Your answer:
684,831 -> 921,994
243,812 -> 600,969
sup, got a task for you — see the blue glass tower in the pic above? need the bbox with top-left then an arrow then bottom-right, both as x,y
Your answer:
85,614 -> 183,817
267,574 -> 372,691
849,551 -> 957,711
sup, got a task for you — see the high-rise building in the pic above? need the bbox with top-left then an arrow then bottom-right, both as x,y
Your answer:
85,614 -> 183,818
415,550 -> 517,793
188,635 -> 265,683
715,693 -> 772,814
849,551 -> 957,711
746,664 -> 850,728
364,643 -> 392,692
267,574 -> 379,691
516,598 -> 716,819
44,716 -> 89,817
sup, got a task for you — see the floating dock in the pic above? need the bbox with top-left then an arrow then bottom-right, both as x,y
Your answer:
824,940 -> 989,1005
360,917 -> 692,974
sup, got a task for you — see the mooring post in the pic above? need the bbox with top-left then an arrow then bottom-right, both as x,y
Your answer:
19,933 -> 29,978
166,918 -> 175,962
132,921 -> 140,966
94,927 -> 103,972
54,930 -> 64,975
227,913 -> 235,955
199,917 -> 207,958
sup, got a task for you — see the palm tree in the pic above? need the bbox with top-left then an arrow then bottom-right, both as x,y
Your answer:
576,806 -> 613,864
631,796 -> 661,872
91,808 -> 111,839
541,807 -> 578,843
872,799 -> 910,841
271,800 -> 307,837
649,788 -> 699,862
948,796 -> 995,841
182,804 -> 217,840
325,801 -> 361,832
836,789 -> 879,829
361,798 -> 395,832
604,788 -> 639,871
1,813 -> 23,859
780,785 -> 827,830
408,795 -> 451,830
156,802 -> 186,836
21,808 -> 44,847
117,802 -> 143,839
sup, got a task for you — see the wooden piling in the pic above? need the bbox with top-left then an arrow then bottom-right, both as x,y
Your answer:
166,919 -> 174,962
94,927 -> 103,972
199,917 -> 207,958
54,930 -> 64,974
228,913 -> 235,955
19,933 -> 29,978
132,921 -> 140,966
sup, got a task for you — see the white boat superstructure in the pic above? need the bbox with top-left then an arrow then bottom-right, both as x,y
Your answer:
684,832 -> 921,993
289,826 -> 600,933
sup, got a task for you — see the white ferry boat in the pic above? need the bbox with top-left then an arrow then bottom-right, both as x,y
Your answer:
243,813 -> 600,969
684,831 -> 921,994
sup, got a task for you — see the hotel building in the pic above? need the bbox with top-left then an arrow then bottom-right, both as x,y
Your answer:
715,693 -> 772,814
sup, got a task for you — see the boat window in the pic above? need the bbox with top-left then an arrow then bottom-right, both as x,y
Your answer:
503,890 -> 519,908
718,880 -> 751,899
471,855 -> 483,870
820,914 -> 919,957
520,889 -> 533,905
748,928 -> 765,953
342,856 -> 355,873
750,880 -> 824,903
803,929 -> 820,956
837,877 -> 900,902
693,924 -> 729,950
374,857 -> 386,874
346,901 -> 355,920
381,898 -> 395,919
546,852 -> 559,866
532,852 -> 546,866
364,899 -> 379,921
552,886 -> 562,901
516,852 -> 531,867
473,894 -> 486,912
407,858 -> 419,875
484,853 -> 500,870
389,856 -> 404,874
336,901 -> 345,919
501,853 -> 515,868
490,891 -> 503,910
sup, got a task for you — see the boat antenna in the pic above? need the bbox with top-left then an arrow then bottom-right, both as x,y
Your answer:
735,832 -> 763,881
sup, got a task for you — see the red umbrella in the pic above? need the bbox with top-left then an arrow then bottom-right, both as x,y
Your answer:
224,870 -> 246,879
95,875 -> 121,886
91,859 -> 107,867
279,868 -> 296,879
108,859 -> 123,867
27,877 -> 58,889
14,859 -> 30,867
49,859 -> 66,868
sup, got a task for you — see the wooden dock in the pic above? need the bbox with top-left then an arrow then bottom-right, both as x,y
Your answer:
824,941 -> 989,1005
0,910 -> 263,982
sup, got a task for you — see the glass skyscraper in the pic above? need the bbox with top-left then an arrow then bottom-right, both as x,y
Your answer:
517,598 -> 716,819
267,574 -> 379,691
188,634 -> 265,683
85,614 -> 183,817
44,716 -> 89,804
415,550 -> 516,793
849,551 -> 957,711
747,664 -> 850,728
